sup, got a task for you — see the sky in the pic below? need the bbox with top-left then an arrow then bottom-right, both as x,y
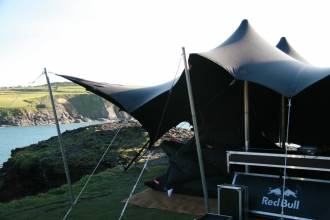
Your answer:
0,0 -> 330,87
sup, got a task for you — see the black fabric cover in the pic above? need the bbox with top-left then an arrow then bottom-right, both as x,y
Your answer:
276,37 -> 308,63
60,19 -> 330,147
60,75 -> 191,144
197,20 -> 329,97
61,21 -> 330,197
144,140 -> 231,198
276,37 -> 330,146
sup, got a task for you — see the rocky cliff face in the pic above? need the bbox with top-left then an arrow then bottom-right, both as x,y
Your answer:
0,122 -> 193,202
105,101 -> 132,121
0,94 -> 130,126
0,121 -> 147,202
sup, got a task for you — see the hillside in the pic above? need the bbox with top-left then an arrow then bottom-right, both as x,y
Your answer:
0,166 -> 194,220
0,121 -> 149,202
0,121 -> 194,219
0,83 -> 130,126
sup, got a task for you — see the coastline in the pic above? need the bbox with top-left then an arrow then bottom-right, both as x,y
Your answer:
0,120 -> 111,166
0,120 -> 192,202
0,120 -> 148,202
0,118 -> 110,128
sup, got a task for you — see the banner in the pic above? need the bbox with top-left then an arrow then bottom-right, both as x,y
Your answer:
234,172 -> 330,220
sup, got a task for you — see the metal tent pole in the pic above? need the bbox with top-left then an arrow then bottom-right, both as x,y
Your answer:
44,68 -> 74,204
280,98 -> 292,219
280,96 -> 286,148
182,47 -> 209,213
124,140 -> 150,171
244,81 -> 250,173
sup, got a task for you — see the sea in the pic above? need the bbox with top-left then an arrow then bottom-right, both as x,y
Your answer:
0,121 -> 103,166
0,121 -> 191,166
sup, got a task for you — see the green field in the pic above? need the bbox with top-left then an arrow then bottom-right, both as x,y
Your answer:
0,165 -> 194,220
0,83 -> 86,109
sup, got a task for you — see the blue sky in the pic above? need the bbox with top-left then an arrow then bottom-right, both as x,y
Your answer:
0,0 -> 330,87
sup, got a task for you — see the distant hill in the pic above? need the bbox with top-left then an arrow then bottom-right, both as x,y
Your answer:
0,82 -> 130,126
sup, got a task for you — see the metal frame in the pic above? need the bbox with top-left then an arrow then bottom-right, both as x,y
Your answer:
44,68 -> 74,204
217,184 -> 246,220
244,81 -> 249,173
232,172 -> 330,220
250,210 -> 313,220
182,47 -> 209,212
227,151 -> 330,160
226,150 -> 330,173
232,172 -> 330,185
195,214 -> 233,220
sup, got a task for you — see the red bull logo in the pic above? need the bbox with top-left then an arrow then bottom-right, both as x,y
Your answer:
261,187 -> 300,210
268,187 -> 282,196
283,189 -> 297,198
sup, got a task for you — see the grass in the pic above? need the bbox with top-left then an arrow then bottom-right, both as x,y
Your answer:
67,94 -> 108,119
2,123 -> 149,195
0,165 -> 195,220
0,82 -> 109,122
0,83 -> 86,109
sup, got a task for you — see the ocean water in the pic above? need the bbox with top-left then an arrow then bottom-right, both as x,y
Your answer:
0,122 -> 102,165
0,121 -> 191,166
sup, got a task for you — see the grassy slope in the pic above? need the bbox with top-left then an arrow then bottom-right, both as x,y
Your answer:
0,83 -> 111,122
0,166 -> 194,220
0,123 -> 149,203
0,83 -> 86,110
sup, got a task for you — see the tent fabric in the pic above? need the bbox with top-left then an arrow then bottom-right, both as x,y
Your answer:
60,19 -> 330,146
275,37 -> 330,145
60,20 -> 330,202
196,19 -> 330,97
144,139 -> 330,199
60,74 -> 191,144
144,140 -> 244,198
60,66 -> 277,148
59,75 -> 176,113
276,37 -> 308,63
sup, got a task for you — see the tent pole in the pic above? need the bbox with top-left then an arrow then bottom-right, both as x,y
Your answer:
244,81 -> 249,173
182,47 -> 209,213
280,96 -> 286,148
44,68 -> 74,204
124,140 -> 150,171
280,98 -> 292,219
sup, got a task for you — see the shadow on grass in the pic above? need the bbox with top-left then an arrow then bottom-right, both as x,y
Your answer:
0,165 -> 195,220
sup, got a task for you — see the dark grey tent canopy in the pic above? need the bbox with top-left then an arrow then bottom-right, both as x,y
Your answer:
60,19 -> 330,147
275,37 -> 330,146
276,37 -> 308,63
60,20 -> 330,202
60,74 -> 191,145
197,20 -> 329,97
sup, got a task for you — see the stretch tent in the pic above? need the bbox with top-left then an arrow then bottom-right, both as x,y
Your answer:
276,37 -> 307,63
59,75 -> 191,145
193,21 -> 328,98
60,21 -> 330,218
61,19 -> 330,148
275,37 -> 330,146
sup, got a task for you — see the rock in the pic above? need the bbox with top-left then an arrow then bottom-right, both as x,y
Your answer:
0,94 -> 131,126
0,121 -> 148,202
0,121 -> 193,202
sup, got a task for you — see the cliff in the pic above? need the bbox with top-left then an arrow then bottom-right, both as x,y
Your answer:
0,121 -> 193,202
0,121 -> 148,202
0,83 -> 131,126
